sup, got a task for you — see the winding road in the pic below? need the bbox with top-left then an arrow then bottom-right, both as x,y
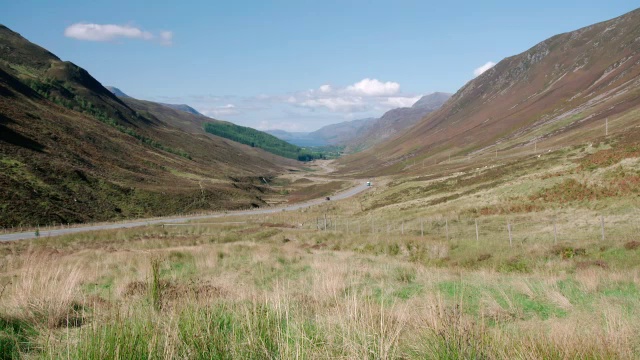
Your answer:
0,182 -> 370,242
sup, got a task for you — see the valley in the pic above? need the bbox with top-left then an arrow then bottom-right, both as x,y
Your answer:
1,4 -> 640,360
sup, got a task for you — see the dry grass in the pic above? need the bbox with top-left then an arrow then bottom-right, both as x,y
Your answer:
0,219 -> 639,358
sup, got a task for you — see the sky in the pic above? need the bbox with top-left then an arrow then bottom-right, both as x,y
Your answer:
3,1 -> 638,132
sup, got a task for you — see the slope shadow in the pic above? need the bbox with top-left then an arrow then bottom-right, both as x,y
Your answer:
0,114 -> 45,152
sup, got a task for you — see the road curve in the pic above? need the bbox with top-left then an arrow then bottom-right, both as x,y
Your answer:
0,182 -> 370,242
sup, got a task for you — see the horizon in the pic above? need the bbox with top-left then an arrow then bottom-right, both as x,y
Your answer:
3,1 -> 638,132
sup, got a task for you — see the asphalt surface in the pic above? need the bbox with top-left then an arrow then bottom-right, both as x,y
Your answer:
0,182 -> 370,242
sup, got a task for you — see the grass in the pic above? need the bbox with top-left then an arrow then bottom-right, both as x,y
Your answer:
0,211 -> 639,358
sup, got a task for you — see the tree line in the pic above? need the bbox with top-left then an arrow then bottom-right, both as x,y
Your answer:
203,122 -> 326,161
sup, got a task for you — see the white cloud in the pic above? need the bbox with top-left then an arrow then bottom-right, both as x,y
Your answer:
473,61 -> 496,77
319,84 -> 332,93
286,78 -> 408,113
201,104 -> 238,117
299,97 -> 366,112
64,23 -> 173,45
345,78 -> 400,96
159,31 -> 173,46
257,121 -> 304,132
382,96 -> 422,108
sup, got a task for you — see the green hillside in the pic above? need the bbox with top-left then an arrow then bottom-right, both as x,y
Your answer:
204,122 -> 324,161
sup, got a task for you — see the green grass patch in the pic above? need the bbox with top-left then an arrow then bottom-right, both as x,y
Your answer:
0,315 -> 37,360
556,278 -> 590,306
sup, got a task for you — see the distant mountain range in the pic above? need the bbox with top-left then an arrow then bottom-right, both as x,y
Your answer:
346,92 -> 451,152
267,92 -> 451,151
266,118 -> 377,147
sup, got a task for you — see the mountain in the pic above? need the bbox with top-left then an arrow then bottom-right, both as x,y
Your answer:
309,118 -> 377,146
266,118 -> 377,147
105,86 -> 130,98
160,103 -> 203,116
106,85 -> 204,116
345,92 -> 451,152
339,8 -> 640,175
0,24 -> 294,227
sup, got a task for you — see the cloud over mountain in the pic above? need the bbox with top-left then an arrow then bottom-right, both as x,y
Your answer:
288,78 -> 414,113
345,78 -> 400,96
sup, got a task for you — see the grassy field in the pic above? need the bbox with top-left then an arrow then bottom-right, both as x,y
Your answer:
1,131 -> 639,359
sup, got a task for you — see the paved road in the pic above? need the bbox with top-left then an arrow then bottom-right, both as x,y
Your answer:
0,182 -> 370,242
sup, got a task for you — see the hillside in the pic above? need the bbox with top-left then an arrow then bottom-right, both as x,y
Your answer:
107,89 -> 326,161
0,24 -> 295,227
203,122 -> 325,161
338,9 -> 640,175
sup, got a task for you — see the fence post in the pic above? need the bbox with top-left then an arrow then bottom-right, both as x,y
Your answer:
401,221 -> 404,235
324,214 -> 327,231
553,217 -> 558,244
475,219 -> 479,243
358,221 -> 361,235
421,219 -> 424,237
445,218 -> 449,241
600,215 -> 605,241
507,222 -> 513,247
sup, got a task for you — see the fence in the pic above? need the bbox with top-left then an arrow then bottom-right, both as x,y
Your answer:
242,210 -> 640,247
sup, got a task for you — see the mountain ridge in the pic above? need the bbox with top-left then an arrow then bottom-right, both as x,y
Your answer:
338,8 -> 640,175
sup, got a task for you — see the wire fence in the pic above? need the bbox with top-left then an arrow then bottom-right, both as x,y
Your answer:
255,211 -> 640,247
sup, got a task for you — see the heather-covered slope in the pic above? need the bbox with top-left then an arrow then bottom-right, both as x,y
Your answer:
339,9 -> 640,175
0,25 -> 294,227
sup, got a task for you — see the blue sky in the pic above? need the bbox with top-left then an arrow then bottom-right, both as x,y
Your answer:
3,1 -> 637,131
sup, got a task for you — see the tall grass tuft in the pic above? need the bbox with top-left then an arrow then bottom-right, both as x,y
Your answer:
150,257 -> 163,312
8,254 -> 82,328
